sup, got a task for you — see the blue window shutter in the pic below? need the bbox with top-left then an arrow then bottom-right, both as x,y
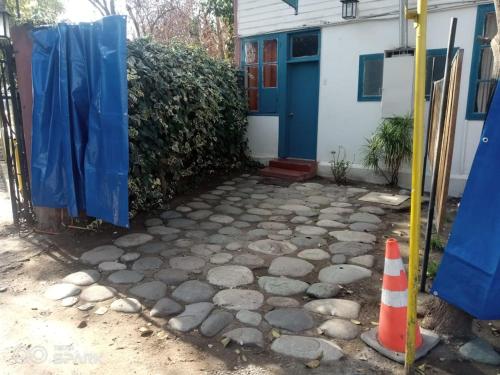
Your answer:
281,0 -> 298,14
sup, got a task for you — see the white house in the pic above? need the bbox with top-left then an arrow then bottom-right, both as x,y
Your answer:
235,0 -> 497,196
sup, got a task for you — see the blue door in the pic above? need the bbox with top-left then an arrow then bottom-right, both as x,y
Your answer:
285,61 -> 320,160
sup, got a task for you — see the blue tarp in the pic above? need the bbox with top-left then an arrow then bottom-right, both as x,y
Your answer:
432,83 -> 500,319
31,16 -> 129,227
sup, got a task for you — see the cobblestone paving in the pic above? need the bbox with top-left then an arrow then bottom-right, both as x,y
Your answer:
44,174 -> 388,363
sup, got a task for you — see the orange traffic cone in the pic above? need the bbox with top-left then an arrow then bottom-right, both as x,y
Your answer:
378,238 -> 422,352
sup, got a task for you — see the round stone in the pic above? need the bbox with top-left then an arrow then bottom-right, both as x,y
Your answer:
61,296 -> 79,307
168,218 -> 197,228
267,296 -> 300,308
185,230 -> 208,240
213,289 -> 264,310
187,210 -> 213,220
147,226 -> 180,236
161,210 -> 182,220
271,336 -> 343,363
232,253 -> 265,268
98,261 -> 127,272
80,245 -> 124,265
329,230 -> 376,243
349,212 -> 381,224
328,242 -> 373,256
137,241 -> 168,254
232,221 -> 251,228
110,298 -> 142,313
114,233 -> 153,248
208,234 -> 234,245
359,206 -> 386,215
176,205 -> 192,213
169,256 -> 206,271
320,207 -> 354,215
331,202 -> 352,208
306,283 -> 340,299
257,222 -> 288,231
187,201 -> 211,209
62,270 -> 100,286
160,234 -> 179,242
108,270 -> 144,284
144,218 -> 163,227
349,222 -> 379,232
258,276 -> 309,296
246,229 -> 268,239
80,285 -> 117,302
248,239 -> 297,256
225,242 -> 243,251
150,297 -> 183,317
168,302 -> 214,332
120,252 -> 141,262
155,268 -> 189,285
268,256 -> 314,277
209,214 -> 234,224
239,214 -> 262,222
348,255 -> 375,268
172,280 -> 215,303
129,281 -> 167,300
218,226 -> 242,236
191,244 -> 220,257
132,256 -> 163,271
319,319 -> 360,340
297,248 -> 330,261
279,205 -> 315,216
295,225 -> 328,236
291,216 -> 310,224
236,310 -> 262,326
290,236 -> 327,248
200,311 -> 234,337
207,265 -> 254,288
214,204 -> 244,215
200,222 -> 223,230
174,238 -> 194,248
210,253 -> 233,264
316,220 -> 347,229
319,264 -> 372,284
331,254 -> 347,264
264,308 -> 315,332
304,298 -> 361,319
222,328 -> 264,347
45,283 -> 81,300
247,208 -> 272,215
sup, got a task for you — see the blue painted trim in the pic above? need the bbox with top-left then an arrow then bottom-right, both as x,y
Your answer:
287,29 -> 321,62
467,3 -> 496,121
426,47 -> 459,100
358,53 -> 384,102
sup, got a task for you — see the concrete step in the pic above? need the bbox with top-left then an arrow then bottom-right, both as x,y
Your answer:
259,166 -> 316,182
269,158 -> 317,173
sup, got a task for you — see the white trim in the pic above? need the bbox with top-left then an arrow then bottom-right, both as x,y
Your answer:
381,289 -> 408,308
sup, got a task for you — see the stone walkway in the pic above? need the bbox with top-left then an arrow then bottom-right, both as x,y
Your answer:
44,175 -> 387,364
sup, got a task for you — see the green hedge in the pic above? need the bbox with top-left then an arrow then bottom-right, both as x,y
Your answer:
127,39 -> 251,215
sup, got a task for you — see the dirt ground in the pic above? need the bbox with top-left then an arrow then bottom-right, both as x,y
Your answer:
0,174 -> 499,375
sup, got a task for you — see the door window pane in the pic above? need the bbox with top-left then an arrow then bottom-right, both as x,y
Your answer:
263,64 -> 277,88
248,89 -> 258,111
264,39 -> 277,63
479,47 -> 494,79
426,54 -> 446,97
363,59 -> 383,96
245,41 -> 258,64
291,34 -> 319,58
484,12 -> 497,40
246,66 -> 258,88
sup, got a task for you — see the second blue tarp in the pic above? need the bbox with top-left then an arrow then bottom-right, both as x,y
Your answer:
31,16 -> 129,227
432,83 -> 500,319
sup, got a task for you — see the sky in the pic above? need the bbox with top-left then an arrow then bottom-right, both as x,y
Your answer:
60,0 -> 126,23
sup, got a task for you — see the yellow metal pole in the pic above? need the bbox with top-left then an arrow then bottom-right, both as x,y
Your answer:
405,0 -> 427,373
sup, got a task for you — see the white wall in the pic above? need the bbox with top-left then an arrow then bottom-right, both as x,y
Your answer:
238,0 -> 491,38
315,6 -> 483,196
247,116 -> 279,162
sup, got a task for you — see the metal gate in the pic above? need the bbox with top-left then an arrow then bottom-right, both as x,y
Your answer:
0,37 -> 34,226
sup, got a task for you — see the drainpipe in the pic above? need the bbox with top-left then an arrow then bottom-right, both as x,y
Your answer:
399,0 -> 408,48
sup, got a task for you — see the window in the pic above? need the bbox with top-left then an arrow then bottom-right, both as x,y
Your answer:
358,54 -> 384,101
263,39 -> 277,88
290,33 -> 319,58
242,37 -> 279,114
467,4 -> 497,120
244,41 -> 259,111
426,49 -> 447,99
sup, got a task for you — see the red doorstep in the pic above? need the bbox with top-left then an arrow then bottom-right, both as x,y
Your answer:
259,158 -> 317,181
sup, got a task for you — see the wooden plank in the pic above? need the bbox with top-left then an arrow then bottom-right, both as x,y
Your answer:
434,50 -> 464,234
427,79 -> 443,171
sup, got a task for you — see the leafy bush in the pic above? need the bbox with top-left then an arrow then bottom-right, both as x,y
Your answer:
127,39 -> 250,215
329,146 -> 352,184
362,115 -> 413,186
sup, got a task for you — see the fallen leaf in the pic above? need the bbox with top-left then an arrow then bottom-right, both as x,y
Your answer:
271,329 -> 281,338
220,337 -> 231,347
351,319 -> 361,325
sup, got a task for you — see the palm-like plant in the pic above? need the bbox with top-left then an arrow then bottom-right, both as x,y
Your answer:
362,115 -> 413,186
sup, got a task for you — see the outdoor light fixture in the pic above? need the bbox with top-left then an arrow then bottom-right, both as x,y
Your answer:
0,3 -> 11,39
341,0 -> 359,20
